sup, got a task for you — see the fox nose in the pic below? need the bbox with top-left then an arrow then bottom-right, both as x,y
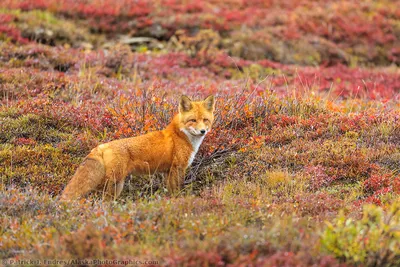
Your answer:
200,129 -> 206,135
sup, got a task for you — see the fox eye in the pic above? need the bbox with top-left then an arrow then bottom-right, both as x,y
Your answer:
204,118 -> 209,123
188,119 -> 196,123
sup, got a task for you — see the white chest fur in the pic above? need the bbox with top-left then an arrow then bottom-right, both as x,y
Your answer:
182,129 -> 205,167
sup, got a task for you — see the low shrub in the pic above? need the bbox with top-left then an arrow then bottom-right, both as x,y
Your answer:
321,203 -> 400,266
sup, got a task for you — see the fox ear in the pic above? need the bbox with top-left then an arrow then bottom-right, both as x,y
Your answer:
179,95 -> 193,113
203,95 -> 215,112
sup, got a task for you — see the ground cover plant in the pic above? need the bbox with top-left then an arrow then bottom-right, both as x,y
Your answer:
0,0 -> 399,266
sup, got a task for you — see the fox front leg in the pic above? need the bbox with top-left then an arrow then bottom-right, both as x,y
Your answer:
166,165 -> 186,195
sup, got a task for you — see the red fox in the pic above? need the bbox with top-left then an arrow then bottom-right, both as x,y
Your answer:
61,95 -> 215,200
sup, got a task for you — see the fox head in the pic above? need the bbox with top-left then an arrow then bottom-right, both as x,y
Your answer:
178,95 -> 215,138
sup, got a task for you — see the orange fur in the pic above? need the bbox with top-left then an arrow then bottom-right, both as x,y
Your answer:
61,95 -> 215,200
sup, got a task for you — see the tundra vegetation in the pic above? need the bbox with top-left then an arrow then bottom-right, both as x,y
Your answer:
0,0 -> 399,266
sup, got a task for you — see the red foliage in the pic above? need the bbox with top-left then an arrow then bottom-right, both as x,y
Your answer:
0,14 -> 29,44
13,137 -> 37,146
364,195 -> 383,206
305,165 -> 334,191
295,193 -> 344,217
363,174 -> 391,194
392,176 -> 400,194
164,250 -> 224,266
257,251 -> 298,266
356,174 -> 400,206
1,0 -> 398,65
